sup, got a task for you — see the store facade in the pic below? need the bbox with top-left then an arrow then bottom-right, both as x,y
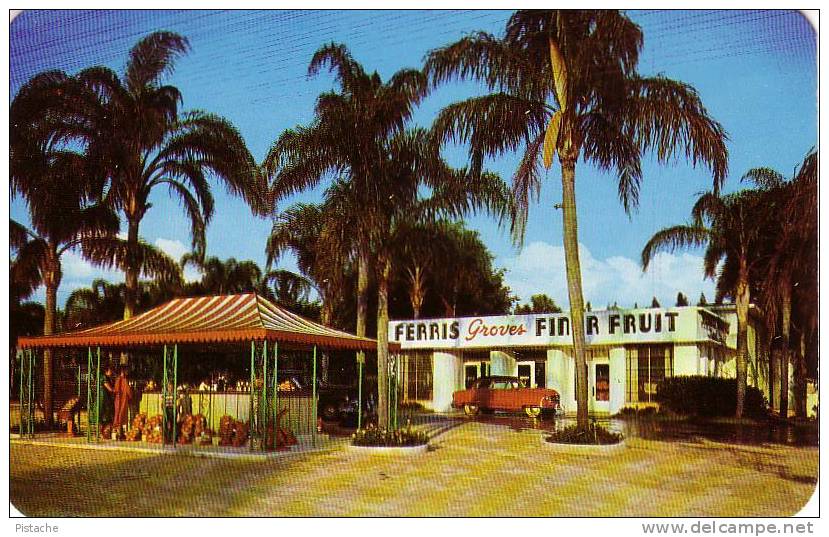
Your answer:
389,305 -> 768,415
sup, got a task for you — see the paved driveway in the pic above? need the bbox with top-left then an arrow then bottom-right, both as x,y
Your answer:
11,417 -> 817,516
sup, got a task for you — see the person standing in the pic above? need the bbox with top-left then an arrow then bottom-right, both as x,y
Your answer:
112,367 -> 133,437
100,367 -> 115,426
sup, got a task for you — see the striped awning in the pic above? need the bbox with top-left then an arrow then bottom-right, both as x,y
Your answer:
17,293 -> 397,351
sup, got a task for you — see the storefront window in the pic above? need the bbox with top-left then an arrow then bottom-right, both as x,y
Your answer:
400,352 -> 432,402
625,345 -> 673,403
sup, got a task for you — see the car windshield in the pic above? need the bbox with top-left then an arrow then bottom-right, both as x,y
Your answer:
489,379 -> 522,390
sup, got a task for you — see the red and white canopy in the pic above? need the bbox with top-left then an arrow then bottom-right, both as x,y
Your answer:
17,293 -> 395,351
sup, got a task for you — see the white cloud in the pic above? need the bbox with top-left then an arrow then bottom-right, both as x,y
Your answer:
61,249 -> 123,282
501,241 -> 716,309
154,238 -> 201,282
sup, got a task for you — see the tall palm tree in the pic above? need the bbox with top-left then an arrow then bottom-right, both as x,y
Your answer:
642,188 -> 765,418
743,150 -> 817,418
10,75 -> 123,425
425,10 -> 728,429
263,43 -> 428,339
266,197 -> 352,327
73,31 -> 266,319
371,128 -> 513,428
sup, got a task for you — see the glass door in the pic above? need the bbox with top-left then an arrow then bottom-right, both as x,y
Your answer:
517,363 -> 533,387
464,364 -> 478,388
592,363 -> 610,413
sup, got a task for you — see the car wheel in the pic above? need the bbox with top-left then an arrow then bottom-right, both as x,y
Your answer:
524,406 -> 542,418
463,404 -> 479,416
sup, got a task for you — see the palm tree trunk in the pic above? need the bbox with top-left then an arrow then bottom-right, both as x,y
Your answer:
42,251 -> 61,427
356,247 -> 369,338
560,157 -> 589,430
124,217 -> 140,320
376,254 -> 392,429
779,286 -> 791,418
767,332 -> 776,414
794,330 -> 807,418
409,265 -> 425,319
320,297 -> 333,326
734,270 -> 750,419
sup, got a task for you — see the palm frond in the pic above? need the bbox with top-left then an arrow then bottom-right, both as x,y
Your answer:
424,31 -> 539,96
308,42 -> 366,94
125,31 -> 189,93
641,224 -> 709,270
627,76 -> 729,189
510,132 -> 545,243
431,93 -> 547,175
82,237 -> 182,283
741,167 -> 785,189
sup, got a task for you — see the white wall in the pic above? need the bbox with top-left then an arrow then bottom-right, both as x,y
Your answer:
489,350 -> 516,376
546,349 -> 568,412
609,346 -> 626,414
674,344 -> 700,376
432,351 -> 462,412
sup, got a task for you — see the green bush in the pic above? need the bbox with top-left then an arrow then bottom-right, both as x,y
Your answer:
657,376 -> 767,419
351,424 -> 429,447
546,423 -> 623,445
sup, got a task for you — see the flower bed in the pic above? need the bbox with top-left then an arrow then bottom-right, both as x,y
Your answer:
351,425 -> 428,447
546,423 -> 623,445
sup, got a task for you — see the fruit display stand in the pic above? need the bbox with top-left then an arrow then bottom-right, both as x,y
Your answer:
139,390 -> 316,437
15,293 -> 396,454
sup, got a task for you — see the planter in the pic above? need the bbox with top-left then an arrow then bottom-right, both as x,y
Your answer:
347,443 -> 429,455
542,435 -> 626,452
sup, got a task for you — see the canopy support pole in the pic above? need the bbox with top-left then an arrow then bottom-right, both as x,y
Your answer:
162,345 -> 167,446
173,344 -> 178,448
249,340 -> 255,452
95,347 -> 101,441
357,351 -> 364,430
312,345 -> 317,447
17,349 -> 24,437
262,339 -> 268,452
86,347 -> 92,442
18,348 -> 34,438
273,342 -> 279,439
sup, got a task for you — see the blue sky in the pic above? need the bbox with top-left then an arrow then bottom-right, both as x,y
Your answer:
9,10 -> 817,310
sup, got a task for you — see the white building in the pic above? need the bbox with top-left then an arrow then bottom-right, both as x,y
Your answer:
389,305 -> 774,415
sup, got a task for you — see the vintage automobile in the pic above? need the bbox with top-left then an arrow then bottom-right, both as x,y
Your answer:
452,376 -> 560,418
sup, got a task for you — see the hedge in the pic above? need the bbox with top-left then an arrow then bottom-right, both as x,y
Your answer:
656,376 -> 768,419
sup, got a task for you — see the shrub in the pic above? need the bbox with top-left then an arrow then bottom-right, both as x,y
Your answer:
351,424 -> 428,447
547,423 -> 623,445
657,376 -> 767,419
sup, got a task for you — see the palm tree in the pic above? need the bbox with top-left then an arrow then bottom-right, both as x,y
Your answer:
425,10 -> 728,429
263,43 -> 428,339
642,188 -> 765,418
182,255 -> 263,295
742,150 -> 817,418
64,279 -> 128,330
266,197 -> 352,327
10,69 -> 129,425
264,269 -> 314,310
73,31 -> 265,319
371,128 -> 513,428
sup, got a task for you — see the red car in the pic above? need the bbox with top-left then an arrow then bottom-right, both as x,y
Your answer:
452,376 -> 560,418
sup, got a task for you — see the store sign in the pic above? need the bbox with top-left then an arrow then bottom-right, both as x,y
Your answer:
389,308 -> 722,350
698,309 -> 729,344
